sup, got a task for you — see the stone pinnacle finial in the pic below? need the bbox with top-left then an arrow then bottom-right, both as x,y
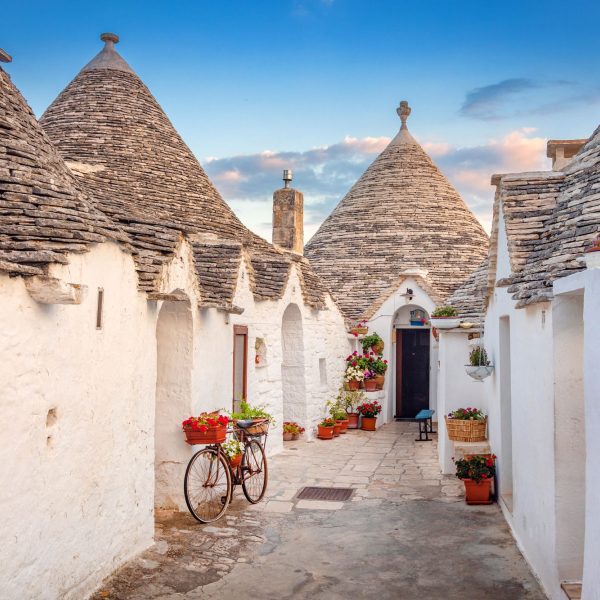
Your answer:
0,48 -> 12,63
397,100 -> 411,130
283,169 -> 293,189
100,32 -> 119,45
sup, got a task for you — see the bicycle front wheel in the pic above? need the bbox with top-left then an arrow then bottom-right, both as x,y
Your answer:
184,447 -> 232,523
242,439 -> 268,504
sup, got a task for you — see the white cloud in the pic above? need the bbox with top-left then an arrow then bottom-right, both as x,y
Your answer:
204,128 -> 549,240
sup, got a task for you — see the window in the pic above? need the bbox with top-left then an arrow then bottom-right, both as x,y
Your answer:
96,288 -> 104,330
233,325 -> 248,413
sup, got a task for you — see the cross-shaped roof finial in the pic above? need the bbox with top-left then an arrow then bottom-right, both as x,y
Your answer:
397,100 -> 411,130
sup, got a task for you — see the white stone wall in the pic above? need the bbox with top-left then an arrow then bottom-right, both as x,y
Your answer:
452,199 -> 600,600
0,239 -> 350,599
366,279 -> 438,424
0,243 -> 156,600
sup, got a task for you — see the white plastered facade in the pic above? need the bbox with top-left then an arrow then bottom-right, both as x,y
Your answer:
434,199 -> 600,600
0,238 -> 349,600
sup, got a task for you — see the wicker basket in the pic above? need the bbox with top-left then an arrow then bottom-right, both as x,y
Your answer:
445,416 -> 487,442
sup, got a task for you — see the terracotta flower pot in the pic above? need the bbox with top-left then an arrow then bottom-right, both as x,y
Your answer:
333,423 -> 341,437
371,342 -> 384,355
346,380 -> 360,391
374,374 -> 385,390
317,425 -> 334,440
336,418 -> 349,433
283,431 -> 293,441
361,416 -> 377,431
183,423 -> 227,445
292,433 -> 300,440
347,413 -> 360,429
364,379 -> 377,392
229,454 -> 243,469
462,478 -> 493,504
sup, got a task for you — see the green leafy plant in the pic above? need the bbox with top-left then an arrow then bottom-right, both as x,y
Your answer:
431,306 -> 458,318
361,332 -> 383,354
370,356 -> 388,375
319,417 -> 336,427
447,407 -> 485,420
230,400 -> 275,424
469,347 -> 490,366
331,387 -> 365,415
454,454 -> 496,483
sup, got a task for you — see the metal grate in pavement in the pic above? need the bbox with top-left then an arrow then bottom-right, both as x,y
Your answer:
296,487 -> 353,501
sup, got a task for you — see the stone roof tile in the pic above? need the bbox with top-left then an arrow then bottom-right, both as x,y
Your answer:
305,102 -> 489,322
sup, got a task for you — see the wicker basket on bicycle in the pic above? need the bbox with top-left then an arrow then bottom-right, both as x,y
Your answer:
234,418 -> 270,441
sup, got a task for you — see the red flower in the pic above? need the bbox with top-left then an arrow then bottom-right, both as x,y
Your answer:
486,458 -> 494,467
481,473 -> 488,479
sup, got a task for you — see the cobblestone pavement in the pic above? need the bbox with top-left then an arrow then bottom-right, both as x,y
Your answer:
92,422 -> 546,600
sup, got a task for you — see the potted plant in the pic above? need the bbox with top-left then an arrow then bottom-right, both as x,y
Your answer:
357,401 -> 382,431
465,346 -> 494,381
292,424 -> 305,441
317,417 -> 336,440
330,406 -> 349,433
350,320 -> 369,337
230,400 -> 274,435
445,407 -> 487,442
181,412 -> 229,445
371,356 -> 388,390
332,387 -> 365,429
429,306 -> 460,329
361,332 -> 384,355
364,370 -> 378,392
222,439 -> 244,469
344,364 -> 365,391
583,234 -> 600,269
454,454 -> 496,504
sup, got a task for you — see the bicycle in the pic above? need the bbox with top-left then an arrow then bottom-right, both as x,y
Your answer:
183,419 -> 269,523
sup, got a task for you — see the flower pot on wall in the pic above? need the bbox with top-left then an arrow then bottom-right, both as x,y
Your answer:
345,380 -> 360,391
361,417 -> 377,431
317,425 -> 334,440
462,478 -> 493,504
364,379 -> 377,392
347,413 -> 359,429
429,317 -> 460,329
374,374 -> 385,390
445,416 -> 487,442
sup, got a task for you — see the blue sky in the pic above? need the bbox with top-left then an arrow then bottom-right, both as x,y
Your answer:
3,0 -> 600,240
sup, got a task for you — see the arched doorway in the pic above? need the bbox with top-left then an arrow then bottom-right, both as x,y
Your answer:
281,304 -> 306,426
155,294 -> 193,510
393,304 -> 432,418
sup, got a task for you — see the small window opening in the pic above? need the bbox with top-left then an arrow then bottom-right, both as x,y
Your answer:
96,288 -> 104,330
46,408 -> 57,427
319,358 -> 327,386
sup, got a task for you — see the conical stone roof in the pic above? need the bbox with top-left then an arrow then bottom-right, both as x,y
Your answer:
0,59 -> 126,277
305,101 -> 489,321
40,34 -> 327,307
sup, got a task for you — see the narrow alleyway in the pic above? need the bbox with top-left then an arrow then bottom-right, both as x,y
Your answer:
93,423 -> 546,600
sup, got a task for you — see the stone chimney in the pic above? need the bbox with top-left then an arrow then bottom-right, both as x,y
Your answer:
272,170 -> 304,254
547,139 -> 587,171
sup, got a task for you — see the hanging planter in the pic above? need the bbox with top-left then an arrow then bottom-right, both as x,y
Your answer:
430,306 -> 460,329
350,321 -> 369,337
465,346 -> 494,381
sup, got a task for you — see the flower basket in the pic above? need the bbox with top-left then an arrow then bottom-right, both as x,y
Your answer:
465,365 -> 494,381
229,454 -> 243,469
350,326 -> 368,336
183,424 -> 227,445
445,416 -> 487,442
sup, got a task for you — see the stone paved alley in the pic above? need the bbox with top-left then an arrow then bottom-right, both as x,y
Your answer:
92,423 -> 546,600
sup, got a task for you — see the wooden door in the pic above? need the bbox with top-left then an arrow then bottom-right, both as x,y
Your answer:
233,325 -> 248,413
395,329 -> 430,418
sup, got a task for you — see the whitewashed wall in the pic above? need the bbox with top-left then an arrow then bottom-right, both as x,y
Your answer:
0,243 -> 156,600
367,278 -> 437,424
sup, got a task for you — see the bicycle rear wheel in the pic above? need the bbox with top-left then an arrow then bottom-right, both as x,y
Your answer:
184,447 -> 232,523
242,439 -> 268,503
